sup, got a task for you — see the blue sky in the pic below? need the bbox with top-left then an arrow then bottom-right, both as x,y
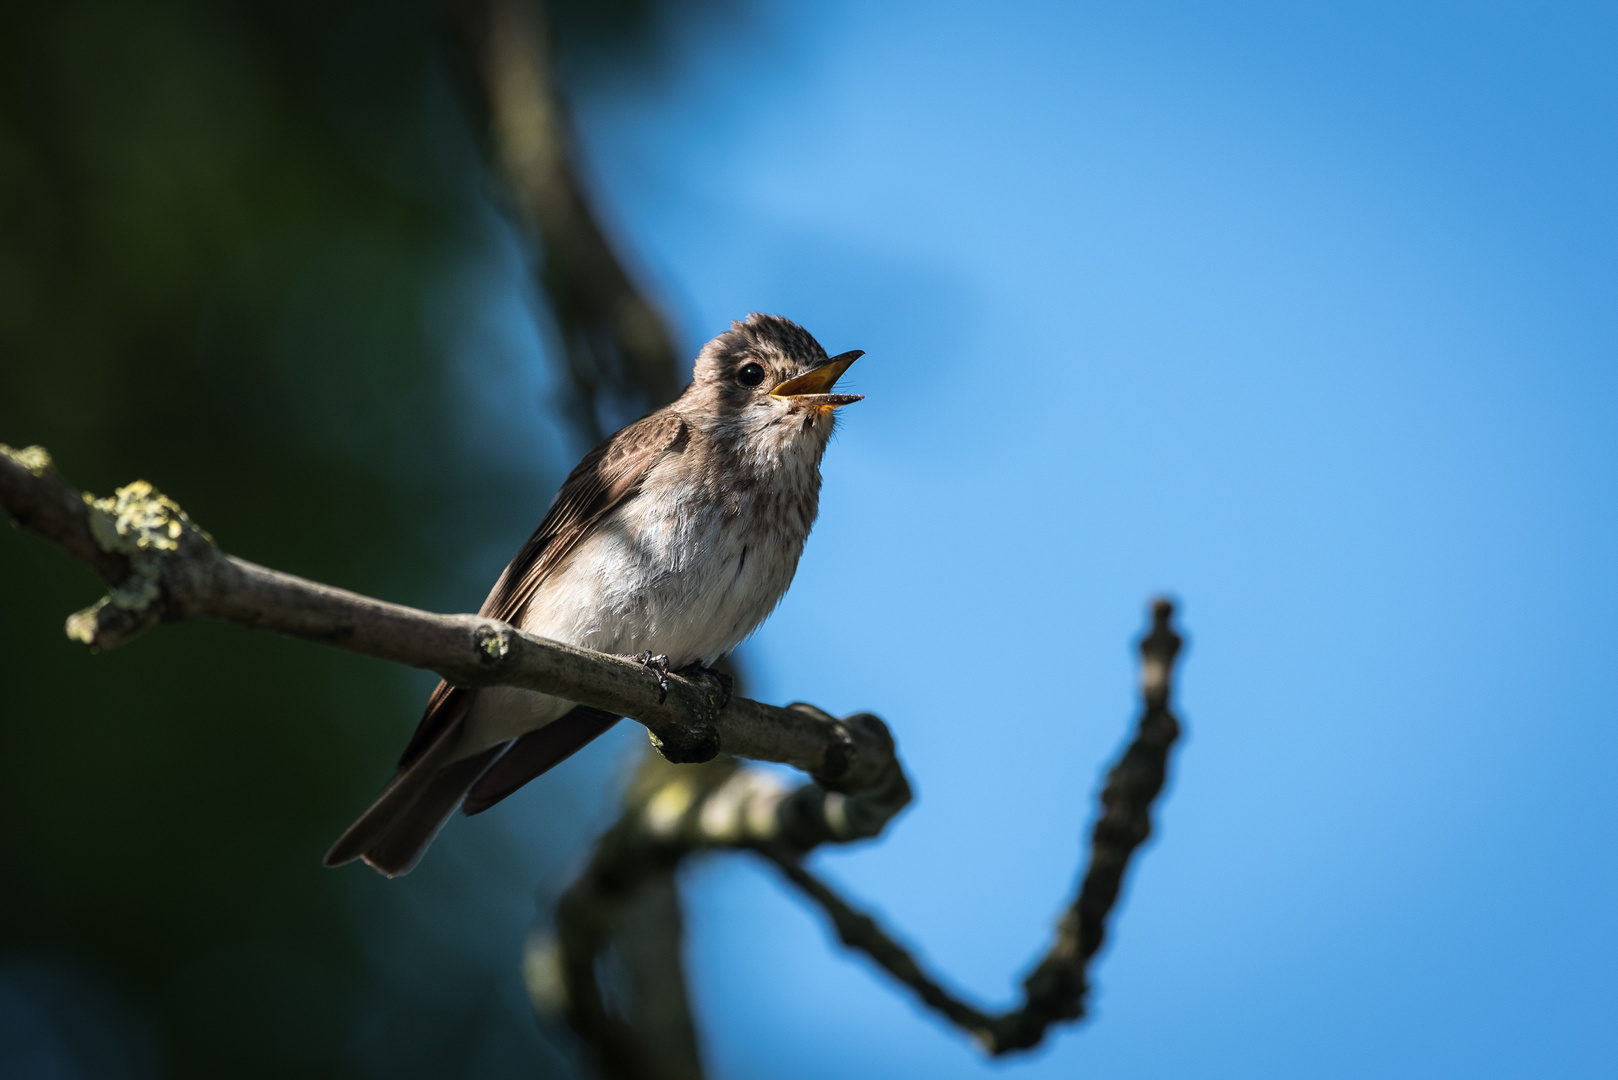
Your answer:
465,2 -> 1618,1076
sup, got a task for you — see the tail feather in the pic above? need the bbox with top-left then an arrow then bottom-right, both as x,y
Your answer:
327,691 -> 620,876
324,717 -> 464,867
462,706 -> 620,816
325,686 -> 488,875
359,745 -> 503,877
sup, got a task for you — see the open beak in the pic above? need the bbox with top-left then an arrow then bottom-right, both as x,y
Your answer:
769,350 -> 865,409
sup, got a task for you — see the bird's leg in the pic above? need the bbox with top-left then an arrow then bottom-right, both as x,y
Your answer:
627,651 -> 673,704
674,662 -> 733,710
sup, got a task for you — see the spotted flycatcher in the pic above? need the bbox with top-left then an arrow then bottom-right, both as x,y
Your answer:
326,314 -> 862,875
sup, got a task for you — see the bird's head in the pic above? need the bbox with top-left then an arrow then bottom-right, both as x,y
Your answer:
686,314 -> 863,456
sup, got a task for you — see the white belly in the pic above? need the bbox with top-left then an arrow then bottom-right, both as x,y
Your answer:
459,479 -> 810,757
525,493 -> 802,665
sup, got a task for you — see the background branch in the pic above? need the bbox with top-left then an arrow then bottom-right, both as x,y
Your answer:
764,600 -> 1182,1054
536,601 -> 1185,1074
437,0 -> 686,438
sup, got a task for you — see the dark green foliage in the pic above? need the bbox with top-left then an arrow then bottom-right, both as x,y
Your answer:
0,1 -> 588,1075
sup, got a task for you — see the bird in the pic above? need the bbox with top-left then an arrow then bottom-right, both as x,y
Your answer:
325,313 -> 863,876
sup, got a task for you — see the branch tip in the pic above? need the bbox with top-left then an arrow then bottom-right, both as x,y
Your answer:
751,598 -> 1185,1057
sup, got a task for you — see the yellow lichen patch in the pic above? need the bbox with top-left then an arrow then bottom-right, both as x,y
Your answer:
65,479 -> 215,635
84,479 -> 211,556
0,443 -> 55,477
64,605 -> 103,645
475,624 -> 511,663
643,780 -> 695,838
521,932 -> 569,1016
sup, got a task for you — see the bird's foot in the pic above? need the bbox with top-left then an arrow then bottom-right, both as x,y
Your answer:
629,651 -> 673,704
675,662 -> 733,709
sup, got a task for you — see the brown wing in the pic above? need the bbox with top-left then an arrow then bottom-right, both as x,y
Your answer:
395,409 -> 689,768
460,705 -> 621,815
478,409 -> 688,625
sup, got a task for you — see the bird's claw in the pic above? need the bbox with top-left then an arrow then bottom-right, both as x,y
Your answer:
675,662 -> 733,709
631,651 -> 672,704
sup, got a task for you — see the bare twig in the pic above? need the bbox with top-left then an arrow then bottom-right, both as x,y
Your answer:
762,600 -> 1183,1054
542,602 -> 1184,1068
761,855 -> 995,1036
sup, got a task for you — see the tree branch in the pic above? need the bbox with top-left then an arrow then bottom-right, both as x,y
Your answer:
0,444 -> 910,834
437,0 -> 686,435
538,602 -> 1184,1070
762,600 -> 1183,1054
0,443 -> 131,584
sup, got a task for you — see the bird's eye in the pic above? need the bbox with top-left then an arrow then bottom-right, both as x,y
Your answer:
737,362 -> 766,387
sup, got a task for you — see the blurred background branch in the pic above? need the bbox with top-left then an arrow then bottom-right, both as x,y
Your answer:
764,601 -> 1181,1056
534,602 -> 1182,1077
436,0 -> 687,437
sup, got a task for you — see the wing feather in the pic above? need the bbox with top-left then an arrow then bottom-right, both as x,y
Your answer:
480,410 -> 687,624
395,410 -> 688,768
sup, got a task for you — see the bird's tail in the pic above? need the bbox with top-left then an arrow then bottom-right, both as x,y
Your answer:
324,693 -> 622,877
323,688 -> 500,877
462,706 -> 620,815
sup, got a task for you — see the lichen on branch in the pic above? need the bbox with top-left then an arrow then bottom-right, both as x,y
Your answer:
66,478 -> 216,645
552,601 -> 1185,1069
